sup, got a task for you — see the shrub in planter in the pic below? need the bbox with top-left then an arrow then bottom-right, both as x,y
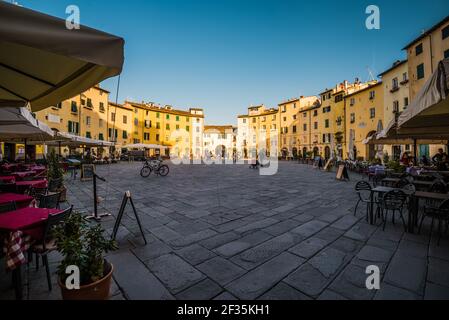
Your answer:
47,149 -> 67,201
54,213 -> 117,300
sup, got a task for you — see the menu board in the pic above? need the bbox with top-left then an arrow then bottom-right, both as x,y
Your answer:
81,164 -> 95,181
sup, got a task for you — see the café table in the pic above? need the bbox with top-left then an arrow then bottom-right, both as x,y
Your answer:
369,186 -> 414,225
408,191 -> 449,234
412,180 -> 434,191
0,207 -> 62,300
0,193 -> 34,208
11,171 -> 36,180
15,179 -> 47,194
0,176 -> 16,183
1,163 -> 18,171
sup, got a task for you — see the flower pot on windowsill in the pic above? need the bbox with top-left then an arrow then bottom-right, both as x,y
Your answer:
58,261 -> 114,300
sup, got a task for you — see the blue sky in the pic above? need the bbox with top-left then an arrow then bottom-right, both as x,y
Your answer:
18,0 -> 449,125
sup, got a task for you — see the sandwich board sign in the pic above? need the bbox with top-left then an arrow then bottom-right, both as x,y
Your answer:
336,165 -> 350,181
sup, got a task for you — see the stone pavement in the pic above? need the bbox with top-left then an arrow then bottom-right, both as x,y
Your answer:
2,161 -> 449,300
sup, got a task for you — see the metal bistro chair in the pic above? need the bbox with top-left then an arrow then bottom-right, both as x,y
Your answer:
31,206 -> 73,291
48,178 -> 63,193
29,186 -> 48,199
38,192 -> 61,209
379,190 -> 408,232
0,202 -> 16,214
419,199 -> 449,246
354,181 -> 376,221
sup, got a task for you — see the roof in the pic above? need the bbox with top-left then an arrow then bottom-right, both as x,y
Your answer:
93,85 -> 110,94
238,109 -> 278,118
378,60 -> 408,77
402,14 -> 449,50
344,82 -> 382,99
125,101 -> 205,118
204,125 -> 234,133
278,98 -> 299,106
108,101 -> 132,111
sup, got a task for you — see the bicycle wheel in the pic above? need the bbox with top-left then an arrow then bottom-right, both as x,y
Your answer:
157,165 -> 169,177
140,166 -> 152,177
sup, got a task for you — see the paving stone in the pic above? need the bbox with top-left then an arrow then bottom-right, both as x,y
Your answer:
344,222 -> 377,242
213,292 -> 239,300
317,289 -> 349,300
234,218 -> 279,234
288,237 -> 328,259
424,283 -> 449,300
231,233 -> 303,270
396,240 -> 428,259
168,229 -> 218,248
131,240 -> 173,262
176,244 -> 217,265
384,253 -> 427,294
226,252 -> 304,299
290,220 -> 328,238
308,247 -> 348,278
107,251 -> 174,300
263,219 -> 300,236
197,257 -> 246,286
146,254 -> 205,294
331,215 -> 360,231
374,283 -> 421,300
284,262 -> 329,298
199,232 -> 241,250
175,278 -> 223,300
214,231 -> 272,258
329,237 -> 364,254
149,225 -> 181,242
292,214 -> 314,224
315,227 -> 345,244
356,245 -> 394,263
427,257 -> 449,288
258,282 -> 311,300
328,264 -> 376,300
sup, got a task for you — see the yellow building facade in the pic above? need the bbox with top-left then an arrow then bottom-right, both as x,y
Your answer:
404,15 -> 449,100
237,105 -> 280,159
345,81 -> 384,160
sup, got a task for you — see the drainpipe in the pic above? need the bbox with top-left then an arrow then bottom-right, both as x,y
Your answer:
429,34 -> 434,74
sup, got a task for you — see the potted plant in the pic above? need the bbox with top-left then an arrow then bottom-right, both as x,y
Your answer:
47,149 -> 67,201
54,213 -> 117,300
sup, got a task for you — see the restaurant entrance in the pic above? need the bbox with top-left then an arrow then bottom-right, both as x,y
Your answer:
3,143 -> 15,162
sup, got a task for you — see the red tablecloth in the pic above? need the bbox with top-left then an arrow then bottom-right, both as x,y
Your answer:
1,164 -> 18,171
15,180 -> 48,193
29,166 -> 46,175
0,208 -> 62,271
0,176 -> 16,183
11,171 -> 36,180
0,193 -> 34,208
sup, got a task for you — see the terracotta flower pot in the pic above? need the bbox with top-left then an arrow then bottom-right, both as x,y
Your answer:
58,262 -> 113,300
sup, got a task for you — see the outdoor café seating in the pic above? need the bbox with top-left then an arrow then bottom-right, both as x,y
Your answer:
418,199 -> 449,245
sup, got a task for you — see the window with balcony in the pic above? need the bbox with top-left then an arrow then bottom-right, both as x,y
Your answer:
335,94 -> 343,103
68,121 -> 79,134
108,128 -> 118,139
401,72 -> 409,84
391,78 -> 399,92
86,98 -> 93,109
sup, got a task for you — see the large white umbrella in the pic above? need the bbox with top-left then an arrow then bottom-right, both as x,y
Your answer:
0,2 -> 124,111
0,106 -> 54,141
348,129 -> 355,160
396,58 -> 449,138
122,143 -> 168,149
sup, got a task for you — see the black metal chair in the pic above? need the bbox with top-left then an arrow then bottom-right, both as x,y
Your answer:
396,177 -> 412,189
38,192 -> 61,209
29,186 -> 48,199
429,180 -> 448,194
379,190 -> 408,231
0,183 -> 17,194
354,181 -> 374,220
0,202 -> 16,214
31,206 -> 73,291
419,199 -> 449,246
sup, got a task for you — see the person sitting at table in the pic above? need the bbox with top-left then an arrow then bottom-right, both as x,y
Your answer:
432,148 -> 449,171
401,152 -> 410,166
421,155 -> 430,166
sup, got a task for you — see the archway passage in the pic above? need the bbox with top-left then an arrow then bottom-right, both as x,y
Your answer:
292,147 -> 298,159
281,148 -> 288,159
215,145 -> 226,158
366,131 -> 377,160
324,146 -> 331,160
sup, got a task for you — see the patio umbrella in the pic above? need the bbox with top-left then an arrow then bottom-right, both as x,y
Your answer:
396,58 -> 449,138
0,1 -> 124,111
375,120 -> 384,160
0,107 -> 54,141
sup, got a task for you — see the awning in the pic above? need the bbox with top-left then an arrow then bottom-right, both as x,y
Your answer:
122,143 -> 168,149
396,58 -> 449,138
0,106 -> 54,141
56,132 -> 113,147
0,2 -> 124,111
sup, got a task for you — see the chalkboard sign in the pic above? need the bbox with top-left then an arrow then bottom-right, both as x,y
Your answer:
323,158 -> 333,172
112,191 -> 147,245
336,164 -> 350,181
81,164 -> 95,181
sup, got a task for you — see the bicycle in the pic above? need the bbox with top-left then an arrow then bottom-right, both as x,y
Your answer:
140,159 -> 170,177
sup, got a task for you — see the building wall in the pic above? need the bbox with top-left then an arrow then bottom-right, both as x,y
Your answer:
345,82 -> 384,160
406,18 -> 449,100
203,126 -> 235,159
